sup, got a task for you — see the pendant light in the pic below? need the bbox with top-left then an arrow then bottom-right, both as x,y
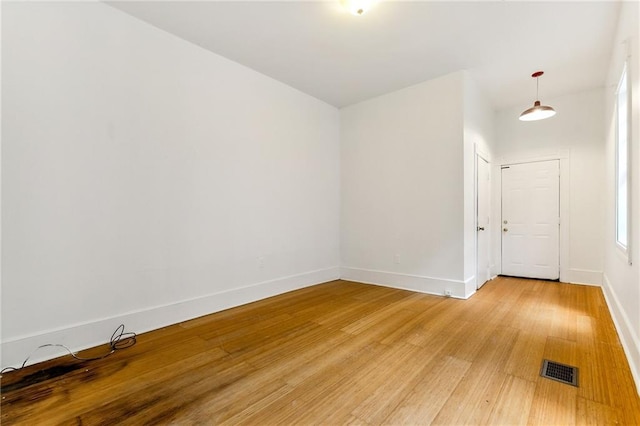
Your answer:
519,71 -> 556,121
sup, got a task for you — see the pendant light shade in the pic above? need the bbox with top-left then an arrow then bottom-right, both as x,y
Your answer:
519,101 -> 556,121
519,71 -> 556,121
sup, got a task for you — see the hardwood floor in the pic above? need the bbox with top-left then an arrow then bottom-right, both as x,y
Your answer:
2,277 -> 639,424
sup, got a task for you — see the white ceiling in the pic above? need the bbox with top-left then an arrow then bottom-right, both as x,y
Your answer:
107,1 -> 621,110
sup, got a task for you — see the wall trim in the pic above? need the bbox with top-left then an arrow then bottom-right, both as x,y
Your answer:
566,268 -> 603,286
464,275 -> 477,299
0,267 -> 340,369
340,267 -> 471,299
601,273 -> 640,395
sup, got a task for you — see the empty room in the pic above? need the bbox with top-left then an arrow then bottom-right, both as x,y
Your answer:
2,0 -> 640,424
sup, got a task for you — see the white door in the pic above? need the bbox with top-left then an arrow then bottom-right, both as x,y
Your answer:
501,160 -> 559,280
477,156 -> 490,289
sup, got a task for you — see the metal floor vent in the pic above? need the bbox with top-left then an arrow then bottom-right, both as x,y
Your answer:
540,359 -> 579,387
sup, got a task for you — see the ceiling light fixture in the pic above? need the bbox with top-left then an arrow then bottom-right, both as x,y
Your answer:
519,71 -> 556,121
341,0 -> 373,16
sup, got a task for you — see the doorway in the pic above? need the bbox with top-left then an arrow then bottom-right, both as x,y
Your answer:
501,160 -> 560,280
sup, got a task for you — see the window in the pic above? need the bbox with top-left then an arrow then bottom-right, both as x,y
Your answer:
615,63 -> 630,256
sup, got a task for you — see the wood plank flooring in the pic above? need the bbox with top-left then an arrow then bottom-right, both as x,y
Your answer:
2,276 -> 639,424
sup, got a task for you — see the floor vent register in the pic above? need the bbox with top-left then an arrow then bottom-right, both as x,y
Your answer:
540,359 -> 579,387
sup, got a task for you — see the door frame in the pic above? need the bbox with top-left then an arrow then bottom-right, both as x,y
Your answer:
495,150 -> 570,282
475,150 -> 491,289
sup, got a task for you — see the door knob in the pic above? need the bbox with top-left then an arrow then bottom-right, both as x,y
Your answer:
503,228 -> 508,232
477,227 -> 485,231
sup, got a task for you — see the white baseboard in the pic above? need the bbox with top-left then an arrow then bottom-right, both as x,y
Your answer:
566,268 -> 603,286
0,267 -> 340,370
463,276 -> 477,299
340,267 -> 472,299
601,273 -> 640,396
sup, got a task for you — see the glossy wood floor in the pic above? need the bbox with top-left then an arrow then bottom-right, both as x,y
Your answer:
2,277 -> 640,425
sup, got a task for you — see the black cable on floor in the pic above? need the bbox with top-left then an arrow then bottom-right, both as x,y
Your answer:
0,324 -> 137,374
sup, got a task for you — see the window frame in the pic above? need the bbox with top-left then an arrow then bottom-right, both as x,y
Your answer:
615,60 -> 632,263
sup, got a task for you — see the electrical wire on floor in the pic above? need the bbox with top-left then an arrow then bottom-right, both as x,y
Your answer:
0,324 -> 137,375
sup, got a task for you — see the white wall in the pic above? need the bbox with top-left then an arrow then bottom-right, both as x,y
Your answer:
340,71 -> 493,299
341,71 -> 471,297
494,89 -> 606,286
463,74 -> 495,294
1,2 -> 340,368
602,0 -> 640,392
